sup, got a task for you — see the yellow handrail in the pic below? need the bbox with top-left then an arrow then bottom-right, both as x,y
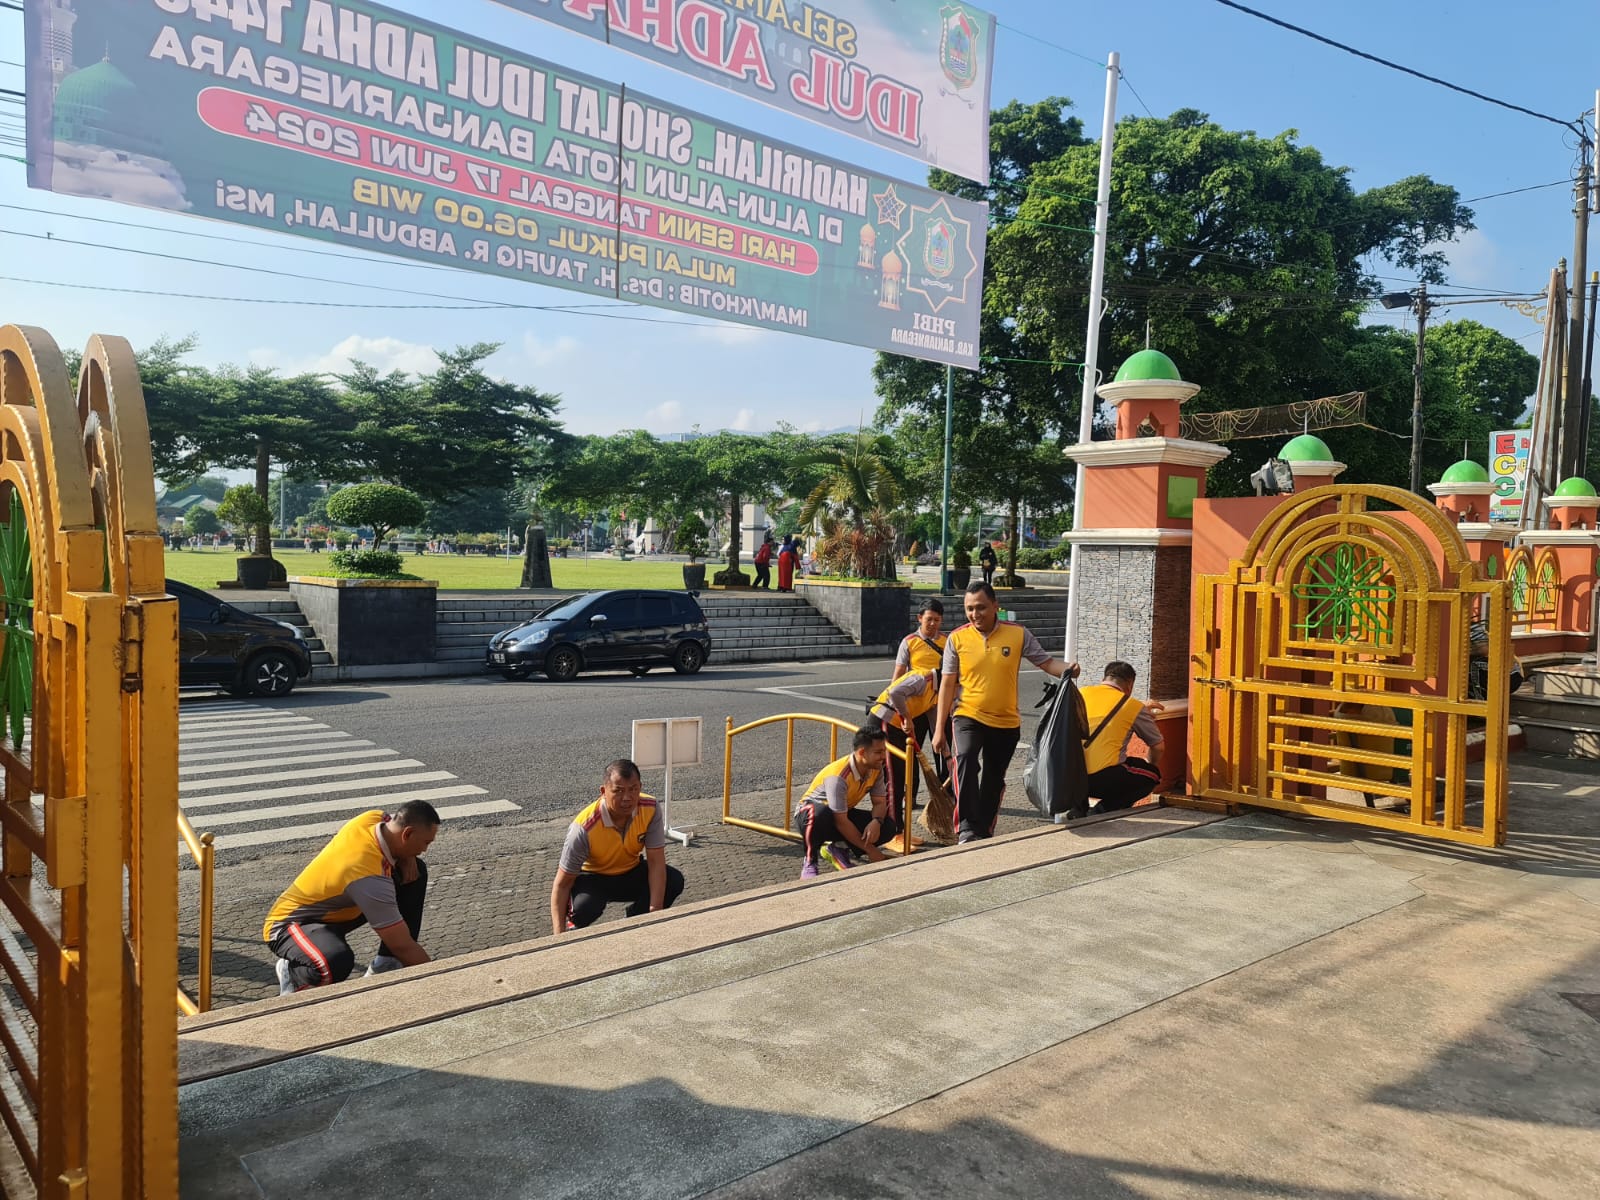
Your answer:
176,813 -> 215,1015
722,713 -> 917,856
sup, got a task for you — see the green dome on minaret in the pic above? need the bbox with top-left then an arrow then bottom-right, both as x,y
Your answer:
1440,459 -> 1490,484
1279,434 -> 1334,462
1113,349 -> 1183,383
1553,476 -> 1598,498
53,57 -> 158,156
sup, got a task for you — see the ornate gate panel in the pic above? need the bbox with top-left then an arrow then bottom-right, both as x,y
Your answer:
0,327 -> 178,1196
1191,485 -> 1508,848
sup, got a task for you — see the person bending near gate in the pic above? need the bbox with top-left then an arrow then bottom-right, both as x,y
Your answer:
264,801 -> 440,996
866,667 -> 939,843
551,758 -> 685,933
1081,661 -> 1165,814
797,726 -> 898,878
895,597 -> 950,782
934,582 -> 1078,843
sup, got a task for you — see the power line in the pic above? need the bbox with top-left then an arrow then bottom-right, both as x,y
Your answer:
995,23 -> 1104,69
1118,70 -> 1157,120
1461,180 -> 1573,203
1209,0 -> 1582,136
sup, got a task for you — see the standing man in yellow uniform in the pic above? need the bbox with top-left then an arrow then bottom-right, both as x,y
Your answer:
894,598 -> 948,782
264,801 -> 440,995
550,759 -> 686,932
1080,661 -> 1165,813
934,583 -> 1078,843
796,726 -> 896,878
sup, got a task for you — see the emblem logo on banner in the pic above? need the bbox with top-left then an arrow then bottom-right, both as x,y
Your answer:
940,6 -> 984,93
898,198 -> 979,313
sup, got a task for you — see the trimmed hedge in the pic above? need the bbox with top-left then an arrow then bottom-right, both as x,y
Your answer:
328,549 -> 405,577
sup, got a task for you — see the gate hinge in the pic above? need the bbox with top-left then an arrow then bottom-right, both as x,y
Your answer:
122,599 -> 144,694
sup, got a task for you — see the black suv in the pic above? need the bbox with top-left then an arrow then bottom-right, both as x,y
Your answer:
171,579 -> 312,697
486,589 -> 712,681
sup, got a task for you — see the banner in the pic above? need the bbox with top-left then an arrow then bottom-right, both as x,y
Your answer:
24,0 -> 986,368
1490,429 -> 1531,523
489,0 -> 996,184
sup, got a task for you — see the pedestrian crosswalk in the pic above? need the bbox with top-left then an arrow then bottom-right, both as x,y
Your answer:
180,702 -> 520,852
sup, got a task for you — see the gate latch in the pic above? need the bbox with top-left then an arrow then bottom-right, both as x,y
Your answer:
121,600 -> 144,694
1193,677 -> 1234,689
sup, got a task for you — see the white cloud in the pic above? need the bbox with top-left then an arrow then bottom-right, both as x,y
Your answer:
647,400 -> 684,425
1442,228 -> 1501,290
520,332 -> 580,369
249,335 -> 442,377
731,407 -> 757,431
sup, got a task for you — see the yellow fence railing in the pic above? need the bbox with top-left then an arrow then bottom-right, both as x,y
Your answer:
722,713 -> 918,856
176,813 -> 215,1016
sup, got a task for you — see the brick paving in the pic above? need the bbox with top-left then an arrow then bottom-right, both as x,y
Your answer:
179,763 -> 1053,1010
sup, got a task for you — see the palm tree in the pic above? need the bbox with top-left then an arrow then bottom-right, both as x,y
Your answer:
795,431 -> 905,579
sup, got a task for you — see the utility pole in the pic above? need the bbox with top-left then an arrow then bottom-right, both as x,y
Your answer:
1409,283 -> 1429,495
1561,135 -> 1593,479
940,363 -> 954,593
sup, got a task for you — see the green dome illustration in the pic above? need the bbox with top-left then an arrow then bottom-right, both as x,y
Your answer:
53,58 -> 159,156
1553,476 -> 1598,498
1279,434 -> 1334,462
1439,460 -> 1490,484
1113,349 -> 1183,383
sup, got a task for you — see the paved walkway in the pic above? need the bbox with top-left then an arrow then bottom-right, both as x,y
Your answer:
179,751 -> 1600,1199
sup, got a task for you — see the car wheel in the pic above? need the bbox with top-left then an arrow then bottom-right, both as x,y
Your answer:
629,665 -> 651,677
545,645 -> 581,681
672,642 -> 706,675
243,650 -> 298,698
501,662 -> 536,680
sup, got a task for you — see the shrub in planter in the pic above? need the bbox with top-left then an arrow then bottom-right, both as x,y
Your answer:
993,571 -> 1027,589
712,568 -> 751,587
328,549 -> 405,577
1014,547 -> 1059,570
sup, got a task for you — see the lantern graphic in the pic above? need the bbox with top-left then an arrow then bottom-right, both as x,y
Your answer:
879,251 -> 904,310
858,223 -> 878,269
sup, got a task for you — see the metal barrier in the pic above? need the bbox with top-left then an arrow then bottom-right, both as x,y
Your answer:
0,327 -> 179,1195
722,713 -> 919,856
176,814 -> 216,1016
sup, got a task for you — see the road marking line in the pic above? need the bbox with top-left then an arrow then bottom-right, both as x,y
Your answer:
180,771 -> 459,808
179,728 -> 337,747
179,748 -> 397,775
756,686 -> 868,713
1568,785 -> 1597,797
179,710 -> 304,726
204,800 -> 519,851
180,719 -> 323,739
186,785 -> 489,827
178,737 -> 371,763
180,759 -> 427,792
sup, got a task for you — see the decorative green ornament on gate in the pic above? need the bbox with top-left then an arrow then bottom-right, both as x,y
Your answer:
1292,543 -> 1396,643
0,491 -> 33,748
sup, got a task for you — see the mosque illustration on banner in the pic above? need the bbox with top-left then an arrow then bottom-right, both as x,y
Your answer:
36,0 -> 189,209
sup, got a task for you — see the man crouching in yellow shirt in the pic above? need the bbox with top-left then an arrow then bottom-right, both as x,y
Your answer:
551,759 -> 686,933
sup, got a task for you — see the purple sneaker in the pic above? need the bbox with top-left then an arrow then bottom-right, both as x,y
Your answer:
820,843 -> 855,871
800,860 -> 820,879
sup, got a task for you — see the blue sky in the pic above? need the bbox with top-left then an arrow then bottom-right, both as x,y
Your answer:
1,1 -> 1592,441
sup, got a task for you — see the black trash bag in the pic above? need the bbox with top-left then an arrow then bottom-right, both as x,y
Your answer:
1024,677 -> 1090,820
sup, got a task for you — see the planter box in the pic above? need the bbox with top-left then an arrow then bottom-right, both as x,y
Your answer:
289,577 -> 438,666
795,579 -> 912,646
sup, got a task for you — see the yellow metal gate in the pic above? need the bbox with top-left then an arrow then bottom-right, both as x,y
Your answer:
0,327 -> 178,1197
1191,485 -> 1508,847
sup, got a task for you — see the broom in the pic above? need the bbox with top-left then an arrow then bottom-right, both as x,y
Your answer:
914,744 -> 957,844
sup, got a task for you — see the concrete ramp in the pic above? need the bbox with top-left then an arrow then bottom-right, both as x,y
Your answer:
179,767 -> 1600,1200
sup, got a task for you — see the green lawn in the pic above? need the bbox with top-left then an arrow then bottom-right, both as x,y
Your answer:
161,548 -> 693,592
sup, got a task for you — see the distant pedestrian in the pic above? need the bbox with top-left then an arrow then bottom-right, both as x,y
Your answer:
934,582 -> 1079,843
752,536 -> 773,589
550,759 -> 685,932
777,534 -> 798,591
796,726 -> 897,878
978,543 -> 998,587
264,802 -> 440,995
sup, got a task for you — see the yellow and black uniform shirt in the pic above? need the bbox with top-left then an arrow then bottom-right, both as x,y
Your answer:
801,754 -> 885,814
869,671 -> 938,730
895,631 -> 947,676
1080,683 -> 1153,775
941,621 -> 1052,729
263,810 -> 400,942
559,795 -> 665,876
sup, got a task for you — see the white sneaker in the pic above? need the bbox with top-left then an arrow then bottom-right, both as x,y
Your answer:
364,954 -> 402,978
275,957 -> 298,997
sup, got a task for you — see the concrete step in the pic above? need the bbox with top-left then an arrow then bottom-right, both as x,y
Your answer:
230,599 -> 302,615
1522,663 -> 1600,701
1519,719 -> 1600,757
